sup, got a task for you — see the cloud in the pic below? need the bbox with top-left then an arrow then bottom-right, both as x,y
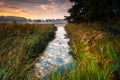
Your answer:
37,0 -> 71,12
39,4 -> 56,11
3,0 -> 50,5
0,0 -> 72,19
48,0 -> 67,4
60,1 -> 72,11
36,2 -> 58,11
0,1 -> 4,6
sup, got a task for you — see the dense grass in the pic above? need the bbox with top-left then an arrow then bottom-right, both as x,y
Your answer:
48,23 -> 120,80
0,23 -> 56,80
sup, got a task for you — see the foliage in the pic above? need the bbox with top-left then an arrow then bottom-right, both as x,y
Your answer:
0,23 -> 56,80
47,23 -> 120,80
66,0 -> 120,23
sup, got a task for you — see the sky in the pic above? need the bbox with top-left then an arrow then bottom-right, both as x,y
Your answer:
0,0 -> 72,19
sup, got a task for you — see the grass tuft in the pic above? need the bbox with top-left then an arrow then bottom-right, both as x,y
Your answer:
0,23 -> 56,80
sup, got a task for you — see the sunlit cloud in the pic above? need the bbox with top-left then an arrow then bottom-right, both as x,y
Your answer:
0,0 -> 72,19
0,1 -> 4,6
37,2 -> 58,11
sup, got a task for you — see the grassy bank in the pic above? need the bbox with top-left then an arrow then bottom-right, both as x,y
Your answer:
48,23 -> 120,80
0,23 -> 56,80
65,23 -> 120,80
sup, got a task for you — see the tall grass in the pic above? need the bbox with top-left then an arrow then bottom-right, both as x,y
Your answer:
47,23 -> 120,80
0,23 -> 56,80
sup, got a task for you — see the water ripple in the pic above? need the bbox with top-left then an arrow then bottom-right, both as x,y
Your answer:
35,24 -> 73,78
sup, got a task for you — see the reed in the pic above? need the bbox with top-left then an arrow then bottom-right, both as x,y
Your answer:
47,22 -> 120,80
0,23 -> 56,80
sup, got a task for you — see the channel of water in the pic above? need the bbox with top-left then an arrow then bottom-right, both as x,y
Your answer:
35,23 -> 73,79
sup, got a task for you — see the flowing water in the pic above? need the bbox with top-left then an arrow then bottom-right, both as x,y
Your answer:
35,23 -> 73,79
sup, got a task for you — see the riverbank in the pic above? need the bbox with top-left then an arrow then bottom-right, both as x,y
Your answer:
65,23 -> 120,80
0,23 -> 56,80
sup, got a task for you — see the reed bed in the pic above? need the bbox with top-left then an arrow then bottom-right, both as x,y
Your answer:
0,23 -> 56,80
48,23 -> 120,80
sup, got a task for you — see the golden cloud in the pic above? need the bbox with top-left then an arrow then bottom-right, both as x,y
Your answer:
0,0 -> 72,19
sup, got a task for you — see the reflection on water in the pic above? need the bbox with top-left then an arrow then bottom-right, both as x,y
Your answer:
35,24 -> 73,78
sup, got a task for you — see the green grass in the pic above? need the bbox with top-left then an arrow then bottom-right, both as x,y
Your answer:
1,22 -> 119,80
47,22 -> 120,80
0,23 -> 56,80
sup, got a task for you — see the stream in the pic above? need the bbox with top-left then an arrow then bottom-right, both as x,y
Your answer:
35,23 -> 73,79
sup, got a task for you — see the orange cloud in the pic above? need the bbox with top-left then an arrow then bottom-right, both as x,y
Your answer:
0,2 -> 4,6
60,1 -> 72,11
37,2 -> 58,12
0,0 -> 72,19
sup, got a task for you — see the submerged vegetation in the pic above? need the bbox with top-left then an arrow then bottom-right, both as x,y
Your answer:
0,23 -> 56,80
48,22 -> 120,80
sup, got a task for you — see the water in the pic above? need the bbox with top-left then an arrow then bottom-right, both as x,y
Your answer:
35,23 -> 73,79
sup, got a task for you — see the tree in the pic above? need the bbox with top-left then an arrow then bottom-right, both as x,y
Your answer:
66,0 -> 120,23
66,0 -> 85,23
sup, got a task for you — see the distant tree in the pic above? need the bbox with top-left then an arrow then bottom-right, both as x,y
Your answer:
66,0 -> 85,23
13,20 -> 17,23
66,0 -> 120,23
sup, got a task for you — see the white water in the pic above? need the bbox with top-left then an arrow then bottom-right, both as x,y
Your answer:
35,24 -> 73,78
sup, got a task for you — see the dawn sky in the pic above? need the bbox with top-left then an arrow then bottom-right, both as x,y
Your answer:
0,0 -> 72,19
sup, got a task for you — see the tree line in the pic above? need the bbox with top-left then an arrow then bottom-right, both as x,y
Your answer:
66,0 -> 120,23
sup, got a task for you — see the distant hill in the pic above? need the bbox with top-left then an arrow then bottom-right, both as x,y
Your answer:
0,16 -> 29,23
0,16 -> 67,23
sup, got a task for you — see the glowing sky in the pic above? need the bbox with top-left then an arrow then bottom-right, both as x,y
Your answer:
0,0 -> 72,19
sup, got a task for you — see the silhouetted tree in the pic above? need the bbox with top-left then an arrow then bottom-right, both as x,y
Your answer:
66,0 -> 120,23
